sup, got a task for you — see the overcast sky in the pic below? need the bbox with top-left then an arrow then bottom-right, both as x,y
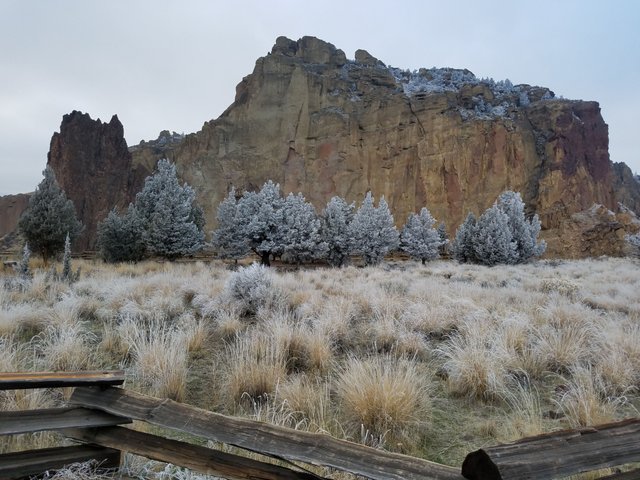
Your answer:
1,0 -> 639,196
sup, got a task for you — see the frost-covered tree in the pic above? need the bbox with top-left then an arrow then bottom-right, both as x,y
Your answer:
453,191 -> 545,266
473,205 -> 517,266
212,187 -> 250,262
349,192 -> 399,266
135,159 -> 204,259
452,213 -> 478,263
496,191 -> 546,262
17,243 -> 32,280
437,221 -> 450,257
236,180 -> 284,266
278,193 -> 327,264
400,207 -> 442,264
97,205 -> 146,263
322,196 -> 355,267
18,166 -> 82,264
62,233 -> 71,280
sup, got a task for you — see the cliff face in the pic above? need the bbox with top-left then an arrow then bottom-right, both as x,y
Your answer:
127,36 -> 638,256
0,193 -> 30,250
4,36 -> 639,257
46,111 -> 141,251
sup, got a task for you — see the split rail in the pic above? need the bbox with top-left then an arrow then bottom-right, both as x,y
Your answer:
0,371 -> 639,479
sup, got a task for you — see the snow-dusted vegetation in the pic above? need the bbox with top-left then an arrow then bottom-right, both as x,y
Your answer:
1,256 -> 639,475
387,65 -> 555,120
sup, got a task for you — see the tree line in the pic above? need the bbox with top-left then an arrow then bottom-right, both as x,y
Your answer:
17,159 -> 546,267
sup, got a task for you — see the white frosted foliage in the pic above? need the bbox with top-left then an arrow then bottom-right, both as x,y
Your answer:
400,207 -> 442,264
349,192 -> 399,266
322,196 -> 355,267
473,205 -> 517,266
278,192 -> 327,264
135,158 -> 204,259
212,187 -> 250,260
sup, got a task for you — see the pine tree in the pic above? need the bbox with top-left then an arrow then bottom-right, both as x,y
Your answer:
452,213 -> 478,263
18,166 -> 82,264
96,205 -> 146,263
472,205 -> 517,266
322,196 -> 355,267
496,191 -> 546,262
437,221 -> 450,257
400,207 -> 442,264
278,193 -> 328,264
236,180 -> 284,266
349,192 -> 399,266
134,159 -> 204,259
212,187 -> 250,262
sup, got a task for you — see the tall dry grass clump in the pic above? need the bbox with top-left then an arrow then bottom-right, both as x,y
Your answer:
437,315 -> 508,399
277,375 -> 335,434
118,315 -> 189,401
497,380 -> 546,441
32,321 -> 96,371
533,299 -> 600,373
223,330 -> 288,408
335,354 -> 431,449
555,364 -> 626,427
258,311 -> 335,375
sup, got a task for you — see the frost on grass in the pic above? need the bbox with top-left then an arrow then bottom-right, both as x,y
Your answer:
336,355 -> 431,449
1,257 -> 640,468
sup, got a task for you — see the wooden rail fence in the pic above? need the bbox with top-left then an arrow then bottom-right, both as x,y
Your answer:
0,371 -> 639,479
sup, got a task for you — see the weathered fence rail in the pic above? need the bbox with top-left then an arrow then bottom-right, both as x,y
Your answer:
1,371 -> 639,479
461,419 -> 640,480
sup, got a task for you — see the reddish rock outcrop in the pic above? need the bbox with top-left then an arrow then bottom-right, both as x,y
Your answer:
47,111 -> 140,251
545,204 -> 640,258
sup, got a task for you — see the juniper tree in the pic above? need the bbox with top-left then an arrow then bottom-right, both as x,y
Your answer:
18,166 -> 82,264
496,191 -> 546,262
473,205 -> 517,266
236,180 -> 284,266
134,159 -> 204,259
452,213 -> 478,263
278,192 -> 328,264
212,187 -> 250,262
349,192 -> 399,266
437,221 -> 450,257
400,207 -> 442,264
17,243 -> 32,280
321,196 -> 355,267
96,205 -> 146,263
62,233 -> 72,280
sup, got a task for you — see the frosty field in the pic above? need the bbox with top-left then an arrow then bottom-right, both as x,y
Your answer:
1,257 -> 639,478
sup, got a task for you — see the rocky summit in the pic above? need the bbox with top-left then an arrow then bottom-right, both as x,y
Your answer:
4,36 -> 640,256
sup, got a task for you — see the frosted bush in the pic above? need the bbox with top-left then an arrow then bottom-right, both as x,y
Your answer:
539,278 -> 580,299
225,263 -> 274,315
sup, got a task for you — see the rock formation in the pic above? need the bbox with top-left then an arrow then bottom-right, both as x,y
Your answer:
46,111 -> 145,251
3,36 -> 640,257
127,36 -> 639,256
0,193 -> 30,250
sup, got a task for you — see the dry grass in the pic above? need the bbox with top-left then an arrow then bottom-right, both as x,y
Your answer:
555,364 -> 627,427
1,256 -> 639,473
223,329 -> 288,407
118,315 -> 190,401
335,354 -> 431,449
